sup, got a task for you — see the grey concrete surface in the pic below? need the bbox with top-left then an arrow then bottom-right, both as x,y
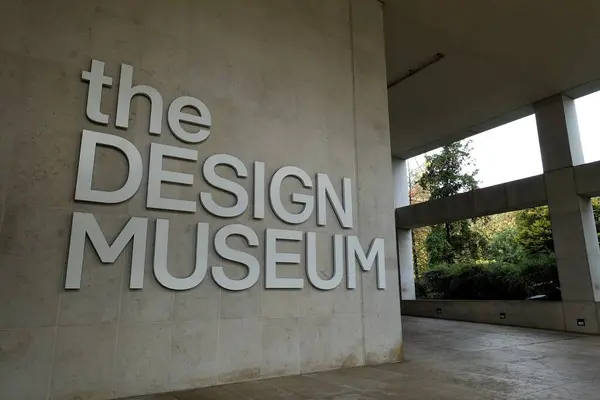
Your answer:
395,175 -> 547,230
392,158 -> 415,301
384,1 -> 600,159
574,160 -> 600,197
534,95 -> 600,331
122,316 -> 600,399
0,1 -> 401,399
401,300 -> 568,331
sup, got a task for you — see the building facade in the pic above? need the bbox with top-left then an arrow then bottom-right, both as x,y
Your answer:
0,1 -> 402,399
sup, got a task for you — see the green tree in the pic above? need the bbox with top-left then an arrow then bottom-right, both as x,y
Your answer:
473,212 -> 522,263
516,199 -> 600,256
417,141 -> 485,265
408,163 -> 431,277
417,141 -> 478,200
515,206 -> 554,255
593,197 -> 600,243
486,228 -> 523,264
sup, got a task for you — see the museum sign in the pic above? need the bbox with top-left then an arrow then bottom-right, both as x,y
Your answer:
65,59 -> 387,292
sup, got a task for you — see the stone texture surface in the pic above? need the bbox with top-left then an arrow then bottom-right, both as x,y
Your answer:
402,299 -> 568,331
396,175 -> 548,230
123,317 -> 600,400
0,327 -> 55,400
114,324 -> 173,398
0,0 -> 400,399
536,95 -> 600,324
168,321 -> 219,391
260,318 -> 300,378
50,326 -> 116,400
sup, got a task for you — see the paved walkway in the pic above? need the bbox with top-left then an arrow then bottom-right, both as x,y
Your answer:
124,316 -> 600,399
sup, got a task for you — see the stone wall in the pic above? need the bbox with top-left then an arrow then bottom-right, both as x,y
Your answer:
0,1 -> 401,399
402,300 -> 567,331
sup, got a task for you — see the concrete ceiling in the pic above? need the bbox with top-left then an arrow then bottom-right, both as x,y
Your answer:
384,0 -> 600,158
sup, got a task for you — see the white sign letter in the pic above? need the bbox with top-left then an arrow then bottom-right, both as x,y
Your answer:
346,236 -> 386,290
317,173 -> 353,228
212,224 -> 260,291
81,59 -> 112,125
265,228 -> 304,289
269,166 -> 314,224
65,212 -> 148,289
153,219 -> 209,290
254,161 -> 265,219
200,154 -> 249,218
116,63 -> 163,134
306,232 -> 344,290
75,130 -> 143,204
167,96 -> 212,143
147,143 -> 197,213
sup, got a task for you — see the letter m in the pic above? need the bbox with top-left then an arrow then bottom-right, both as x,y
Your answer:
346,236 -> 386,290
65,212 -> 148,289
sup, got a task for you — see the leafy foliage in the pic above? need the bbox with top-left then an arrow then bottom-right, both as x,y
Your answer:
515,206 -> 554,255
408,158 -> 432,277
417,141 -> 478,200
416,141 -> 485,267
425,221 -> 487,265
410,138 -> 600,301
418,254 -> 560,300
485,228 -> 524,264
409,139 -> 585,300
412,226 -> 430,278
514,201 -> 600,255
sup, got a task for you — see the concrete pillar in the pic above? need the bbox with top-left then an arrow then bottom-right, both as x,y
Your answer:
392,158 -> 410,209
535,95 -> 600,333
392,158 -> 416,300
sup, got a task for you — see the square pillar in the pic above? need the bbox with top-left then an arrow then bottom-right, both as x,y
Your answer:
392,158 -> 416,300
535,95 -> 600,332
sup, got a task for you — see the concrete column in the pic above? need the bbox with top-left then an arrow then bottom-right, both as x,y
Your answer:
535,95 -> 600,333
392,158 -> 416,300
392,158 -> 410,209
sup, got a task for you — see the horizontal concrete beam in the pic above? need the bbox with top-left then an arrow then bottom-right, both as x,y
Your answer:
574,160 -> 600,197
396,175 -> 547,229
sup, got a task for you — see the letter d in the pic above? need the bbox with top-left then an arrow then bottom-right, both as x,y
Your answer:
75,130 -> 143,204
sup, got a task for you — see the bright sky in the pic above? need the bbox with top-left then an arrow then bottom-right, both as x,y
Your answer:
408,91 -> 600,188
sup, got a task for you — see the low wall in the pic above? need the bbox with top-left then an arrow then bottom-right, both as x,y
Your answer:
401,299 -> 566,331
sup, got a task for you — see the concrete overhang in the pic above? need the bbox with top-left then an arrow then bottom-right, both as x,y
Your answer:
384,0 -> 600,158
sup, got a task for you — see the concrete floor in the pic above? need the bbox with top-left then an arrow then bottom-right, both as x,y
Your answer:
124,316 -> 600,399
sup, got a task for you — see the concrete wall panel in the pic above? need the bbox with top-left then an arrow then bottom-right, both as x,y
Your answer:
298,315 -> 334,373
260,318 -> 300,378
0,55 -> 21,204
169,320 -> 219,391
218,318 -> 262,384
562,301 -> 599,334
331,314 -> 365,368
402,300 -> 566,331
0,0 -> 400,398
351,0 -> 402,363
0,327 -> 55,400
50,326 -> 117,400
114,324 -> 173,398
545,169 -> 580,214
0,205 -> 70,329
